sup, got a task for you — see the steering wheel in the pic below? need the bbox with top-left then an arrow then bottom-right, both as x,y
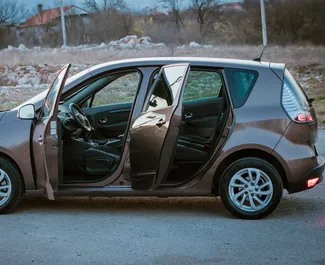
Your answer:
69,103 -> 92,133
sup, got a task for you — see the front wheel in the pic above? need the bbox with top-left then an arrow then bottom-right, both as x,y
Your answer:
219,158 -> 283,219
0,157 -> 24,214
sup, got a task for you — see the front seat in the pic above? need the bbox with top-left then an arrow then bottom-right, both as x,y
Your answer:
83,145 -> 121,175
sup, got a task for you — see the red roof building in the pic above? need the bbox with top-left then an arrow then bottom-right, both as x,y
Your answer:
19,5 -> 89,28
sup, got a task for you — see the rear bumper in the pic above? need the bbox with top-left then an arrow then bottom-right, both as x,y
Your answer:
287,156 -> 325,194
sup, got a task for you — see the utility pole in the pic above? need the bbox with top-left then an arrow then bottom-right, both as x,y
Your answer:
60,0 -> 68,46
260,0 -> 268,46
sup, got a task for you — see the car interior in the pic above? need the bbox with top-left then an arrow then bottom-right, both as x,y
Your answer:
57,68 -> 228,185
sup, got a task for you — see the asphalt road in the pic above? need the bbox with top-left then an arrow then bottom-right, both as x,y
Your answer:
1,135 -> 325,265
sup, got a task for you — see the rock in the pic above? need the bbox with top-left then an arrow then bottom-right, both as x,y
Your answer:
119,43 -> 128,50
152,43 -> 166,48
189,41 -> 201,48
138,36 -> 152,44
109,40 -> 119,47
99,42 -> 108,48
124,35 -> 138,43
18,44 -> 28,50
126,39 -> 136,49
203,45 -> 213,49
7,45 -> 15,51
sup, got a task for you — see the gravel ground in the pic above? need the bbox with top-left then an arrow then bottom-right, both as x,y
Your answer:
1,135 -> 325,265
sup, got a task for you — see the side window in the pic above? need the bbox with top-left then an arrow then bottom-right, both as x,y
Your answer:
145,65 -> 187,112
92,72 -> 140,107
183,70 -> 223,102
224,68 -> 258,108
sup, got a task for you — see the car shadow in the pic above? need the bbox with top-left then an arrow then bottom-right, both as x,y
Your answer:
16,196 -> 231,218
14,194 -> 324,219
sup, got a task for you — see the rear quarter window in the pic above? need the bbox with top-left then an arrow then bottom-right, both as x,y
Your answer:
284,69 -> 309,108
225,68 -> 258,108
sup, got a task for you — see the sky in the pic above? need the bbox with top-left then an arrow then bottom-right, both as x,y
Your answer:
21,0 -> 242,11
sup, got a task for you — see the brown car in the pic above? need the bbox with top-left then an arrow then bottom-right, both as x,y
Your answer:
0,58 -> 323,219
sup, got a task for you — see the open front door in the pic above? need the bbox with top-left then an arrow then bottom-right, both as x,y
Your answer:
32,64 -> 71,199
129,63 -> 190,190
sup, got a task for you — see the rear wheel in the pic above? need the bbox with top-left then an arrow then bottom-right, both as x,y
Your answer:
219,157 -> 283,219
0,157 -> 23,214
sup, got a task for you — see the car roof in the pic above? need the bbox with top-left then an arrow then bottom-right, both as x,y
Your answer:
14,57 -> 285,111
88,57 -> 276,76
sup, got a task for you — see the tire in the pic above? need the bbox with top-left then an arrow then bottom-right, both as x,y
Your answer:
0,157 -> 24,214
219,157 -> 283,219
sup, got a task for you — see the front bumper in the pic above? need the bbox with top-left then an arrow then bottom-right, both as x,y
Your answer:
287,156 -> 325,194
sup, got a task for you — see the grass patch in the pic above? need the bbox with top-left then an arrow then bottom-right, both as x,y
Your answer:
314,95 -> 325,101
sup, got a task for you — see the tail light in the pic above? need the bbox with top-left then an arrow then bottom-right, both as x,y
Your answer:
307,177 -> 319,188
295,113 -> 314,122
282,70 -> 314,123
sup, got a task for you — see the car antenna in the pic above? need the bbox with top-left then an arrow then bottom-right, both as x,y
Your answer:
253,45 -> 267,62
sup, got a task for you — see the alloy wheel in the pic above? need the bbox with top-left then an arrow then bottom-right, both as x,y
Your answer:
228,168 -> 273,212
0,169 -> 12,207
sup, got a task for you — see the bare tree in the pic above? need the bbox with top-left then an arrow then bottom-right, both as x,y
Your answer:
190,0 -> 222,39
84,0 -> 126,17
120,9 -> 134,35
157,0 -> 185,31
83,0 -> 134,40
0,0 -> 29,27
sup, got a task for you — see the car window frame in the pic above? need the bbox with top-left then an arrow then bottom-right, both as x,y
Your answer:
66,68 -> 143,109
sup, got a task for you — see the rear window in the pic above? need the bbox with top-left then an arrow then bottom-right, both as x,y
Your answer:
225,68 -> 258,108
284,69 -> 309,108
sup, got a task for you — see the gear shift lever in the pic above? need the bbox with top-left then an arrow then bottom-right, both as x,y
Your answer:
84,127 -> 95,143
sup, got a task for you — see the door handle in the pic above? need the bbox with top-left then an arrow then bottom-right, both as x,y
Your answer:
184,112 -> 193,119
38,136 -> 43,144
98,118 -> 107,124
156,118 -> 166,127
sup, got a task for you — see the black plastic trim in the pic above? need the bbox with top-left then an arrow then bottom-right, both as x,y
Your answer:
287,156 -> 325,194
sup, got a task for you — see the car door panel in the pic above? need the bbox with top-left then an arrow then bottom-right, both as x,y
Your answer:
83,102 -> 132,139
180,96 -> 224,138
129,63 -> 190,190
32,64 -> 70,199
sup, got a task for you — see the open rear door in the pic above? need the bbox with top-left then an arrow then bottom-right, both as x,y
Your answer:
32,64 -> 71,199
129,63 -> 190,190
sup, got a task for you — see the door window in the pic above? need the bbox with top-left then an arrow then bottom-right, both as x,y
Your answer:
183,70 -> 223,102
92,72 -> 140,107
145,65 -> 188,112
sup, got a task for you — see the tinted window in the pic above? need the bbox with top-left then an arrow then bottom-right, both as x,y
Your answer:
183,71 -> 222,101
225,68 -> 258,108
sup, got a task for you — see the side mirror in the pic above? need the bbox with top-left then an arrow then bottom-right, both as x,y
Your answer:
18,104 -> 36,120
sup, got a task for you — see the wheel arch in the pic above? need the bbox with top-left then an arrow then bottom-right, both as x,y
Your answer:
212,148 -> 287,195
